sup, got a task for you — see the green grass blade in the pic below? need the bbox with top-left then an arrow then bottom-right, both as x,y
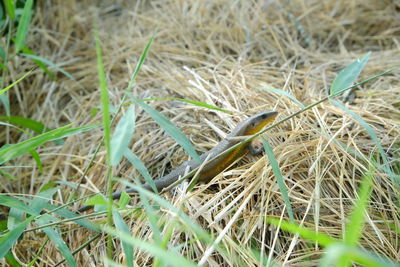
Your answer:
127,33 -> 155,91
129,94 -> 200,162
0,45 -> 5,61
0,93 -> 10,115
0,69 -> 33,96
95,34 -> 111,167
0,116 -> 48,134
344,166 -> 374,246
338,165 -> 375,267
331,139 -> 400,184
0,217 -> 34,258
15,0 -> 33,53
123,148 -> 157,193
262,137 -> 295,222
19,188 -> 78,267
3,0 -> 15,19
0,195 -> 34,214
138,192 -> 163,246
110,106 -> 135,166
266,217 -> 338,246
20,53 -> 76,81
37,216 -> 77,267
330,52 -> 370,97
29,149 -> 43,172
0,116 -> 64,145
102,225 -> 198,267
113,211 -> 135,267
258,87 -> 305,108
0,123 -> 99,164
0,121 -> 32,135
330,100 -> 393,179
319,243 -> 399,267
140,97 -> 232,113
20,47 -> 55,78
116,179 -> 213,244
95,31 -> 114,256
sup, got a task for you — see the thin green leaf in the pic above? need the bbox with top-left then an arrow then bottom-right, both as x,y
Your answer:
258,87 -> 305,108
20,53 -> 76,81
129,94 -> 200,162
344,166 -> 374,246
0,195 -> 35,214
0,216 -> 34,258
96,34 -> 111,166
266,217 -> 338,246
3,0 -> 15,19
113,211 -> 135,267
332,139 -> 400,184
118,191 -> 130,209
27,188 -> 78,267
37,216 -> 77,267
0,123 -> 99,164
0,121 -> 31,135
102,225 -> 198,267
319,243 -> 399,267
116,179 -> 212,244
138,191 -> 163,245
84,195 -> 108,207
127,33 -> 155,91
41,203 -> 99,232
21,47 -> 54,78
262,137 -> 295,222
0,68 -> 33,96
0,44 -> 6,60
123,148 -> 157,193
330,52 -> 370,97
0,116 -> 48,133
330,99 -> 393,181
95,31 -> 115,257
111,106 -> 135,166
29,149 -> 43,172
141,97 -> 232,113
0,116 -> 64,145
15,0 -> 33,53
0,93 -> 10,115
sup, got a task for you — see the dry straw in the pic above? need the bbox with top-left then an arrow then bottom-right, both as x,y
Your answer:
1,0 -> 399,266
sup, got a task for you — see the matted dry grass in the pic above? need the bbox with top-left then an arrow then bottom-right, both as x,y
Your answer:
2,0 -> 399,266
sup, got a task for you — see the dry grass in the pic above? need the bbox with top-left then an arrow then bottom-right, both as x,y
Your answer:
1,0 -> 399,266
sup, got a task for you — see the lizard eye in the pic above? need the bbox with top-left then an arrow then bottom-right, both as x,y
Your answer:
261,114 -> 268,119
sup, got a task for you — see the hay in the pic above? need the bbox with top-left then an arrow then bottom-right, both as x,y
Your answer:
3,0 -> 399,265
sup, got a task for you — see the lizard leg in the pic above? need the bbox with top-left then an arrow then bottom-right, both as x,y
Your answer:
248,138 -> 264,155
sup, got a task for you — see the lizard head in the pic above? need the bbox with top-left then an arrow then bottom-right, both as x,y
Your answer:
242,111 -> 278,135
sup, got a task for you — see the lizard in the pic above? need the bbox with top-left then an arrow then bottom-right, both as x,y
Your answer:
78,110 -> 278,212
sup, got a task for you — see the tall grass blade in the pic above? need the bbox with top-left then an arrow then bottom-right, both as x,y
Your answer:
262,137 -> 295,222
330,52 -> 370,97
110,106 -> 135,166
3,0 -> 15,19
129,94 -> 200,162
266,217 -> 338,246
330,100 -> 393,181
15,0 -> 33,53
123,149 -> 157,193
0,217 -> 34,258
0,123 -> 99,164
258,87 -> 305,108
113,211 -> 135,267
0,69 -> 33,96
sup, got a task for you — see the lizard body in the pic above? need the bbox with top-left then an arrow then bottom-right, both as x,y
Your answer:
78,110 -> 277,212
